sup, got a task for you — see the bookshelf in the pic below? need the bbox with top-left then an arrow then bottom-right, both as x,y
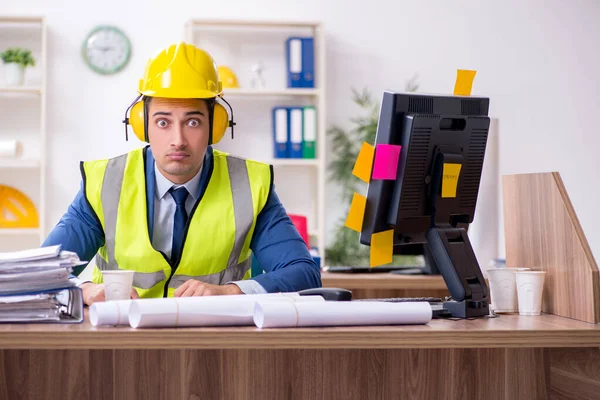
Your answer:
185,19 -> 327,263
0,16 -> 46,251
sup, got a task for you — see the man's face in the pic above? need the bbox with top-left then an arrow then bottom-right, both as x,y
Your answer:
147,97 -> 210,184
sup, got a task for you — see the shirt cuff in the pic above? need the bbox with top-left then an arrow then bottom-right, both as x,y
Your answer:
70,276 -> 91,287
228,280 -> 267,295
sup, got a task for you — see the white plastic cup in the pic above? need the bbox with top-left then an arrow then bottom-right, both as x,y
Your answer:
515,271 -> 547,316
487,267 -> 530,313
102,270 -> 135,301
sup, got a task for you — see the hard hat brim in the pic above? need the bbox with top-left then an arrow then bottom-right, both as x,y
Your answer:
139,88 -> 221,99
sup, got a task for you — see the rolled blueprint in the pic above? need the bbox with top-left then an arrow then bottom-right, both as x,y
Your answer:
128,293 -> 325,328
90,292 -> 309,327
90,300 -> 130,327
253,301 -> 432,328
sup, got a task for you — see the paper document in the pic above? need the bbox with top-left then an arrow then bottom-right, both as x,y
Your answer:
128,294 -> 325,328
0,245 -> 85,323
253,301 -> 432,328
89,292 -> 324,327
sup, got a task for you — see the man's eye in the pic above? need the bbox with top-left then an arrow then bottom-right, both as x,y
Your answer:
187,119 -> 200,128
157,119 -> 169,128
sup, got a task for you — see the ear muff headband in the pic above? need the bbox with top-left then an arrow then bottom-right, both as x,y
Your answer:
123,96 -> 235,144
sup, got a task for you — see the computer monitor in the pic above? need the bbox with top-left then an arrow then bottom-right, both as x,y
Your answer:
360,91 -> 491,318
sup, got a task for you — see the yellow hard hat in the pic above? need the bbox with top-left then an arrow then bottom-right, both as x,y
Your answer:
218,66 -> 239,88
138,42 -> 223,98
124,42 -> 233,144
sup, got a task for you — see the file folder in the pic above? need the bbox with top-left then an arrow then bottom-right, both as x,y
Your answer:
286,37 -> 315,88
273,107 -> 289,158
302,106 -> 317,159
0,285 -> 84,323
289,107 -> 303,158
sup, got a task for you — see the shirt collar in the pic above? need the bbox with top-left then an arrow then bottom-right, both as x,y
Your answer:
154,162 -> 203,201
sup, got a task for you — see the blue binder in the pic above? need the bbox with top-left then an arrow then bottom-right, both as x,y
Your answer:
286,37 -> 315,88
272,107 -> 289,158
288,107 -> 304,158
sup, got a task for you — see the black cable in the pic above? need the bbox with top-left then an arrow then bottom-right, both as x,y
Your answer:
122,94 -> 143,141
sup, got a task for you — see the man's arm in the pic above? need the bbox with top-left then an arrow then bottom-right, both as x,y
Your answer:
233,187 -> 321,294
42,181 -> 105,279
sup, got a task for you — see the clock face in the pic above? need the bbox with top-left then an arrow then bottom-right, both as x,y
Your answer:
82,26 -> 131,75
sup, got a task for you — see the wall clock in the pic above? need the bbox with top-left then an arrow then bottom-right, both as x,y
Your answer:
82,25 -> 131,75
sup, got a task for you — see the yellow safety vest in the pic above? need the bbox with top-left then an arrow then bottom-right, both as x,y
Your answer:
81,147 -> 272,298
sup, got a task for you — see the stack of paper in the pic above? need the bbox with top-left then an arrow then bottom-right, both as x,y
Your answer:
0,245 -> 85,323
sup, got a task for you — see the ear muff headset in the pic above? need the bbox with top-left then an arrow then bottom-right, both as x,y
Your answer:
122,95 -> 235,145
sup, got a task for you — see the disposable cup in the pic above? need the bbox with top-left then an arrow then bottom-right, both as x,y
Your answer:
102,270 -> 135,301
515,271 -> 547,316
487,268 -> 530,313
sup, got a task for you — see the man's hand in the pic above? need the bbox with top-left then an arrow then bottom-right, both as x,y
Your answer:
174,280 -> 243,297
80,282 -> 139,306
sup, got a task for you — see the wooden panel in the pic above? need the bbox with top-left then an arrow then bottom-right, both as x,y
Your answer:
114,350 -> 182,400
439,348 -> 505,400
0,347 -> 567,399
0,350 -> 30,400
2,313 -> 600,350
89,350 -> 114,400
182,349 -> 508,400
29,350 -> 90,400
547,347 -> 600,400
183,349 -> 226,399
321,271 -> 448,290
505,348 -> 548,400
502,172 -> 600,323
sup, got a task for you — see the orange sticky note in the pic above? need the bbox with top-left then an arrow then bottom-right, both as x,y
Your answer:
352,142 -> 375,183
370,229 -> 394,267
442,163 -> 462,198
454,69 -> 477,96
345,193 -> 367,232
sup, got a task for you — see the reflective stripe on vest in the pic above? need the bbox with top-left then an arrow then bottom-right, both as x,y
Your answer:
95,154 -> 166,289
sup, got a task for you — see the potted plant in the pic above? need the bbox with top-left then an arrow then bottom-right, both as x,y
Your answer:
1,48 -> 36,86
325,75 -> 420,266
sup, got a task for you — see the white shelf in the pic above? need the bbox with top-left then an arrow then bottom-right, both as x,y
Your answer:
188,18 -> 327,264
270,159 -> 319,167
0,228 -> 40,236
0,16 -> 46,252
223,88 -> 319,97
0,159 -> 40,169
188,19 -> 320,29
0,87 -> 42,95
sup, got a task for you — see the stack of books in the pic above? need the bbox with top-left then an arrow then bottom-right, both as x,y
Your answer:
0,245 -> 85,323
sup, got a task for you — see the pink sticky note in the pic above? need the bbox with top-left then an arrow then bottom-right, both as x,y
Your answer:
372,144 -> 401,180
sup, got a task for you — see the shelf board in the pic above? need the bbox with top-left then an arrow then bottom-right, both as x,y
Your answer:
223,88 -> 319,97
0,87 -> 42,95
189,19 -> 320,29
0,228 -> 40,236
269,159 -> 319,167
0,159 -> 40,169
0,16 -> 44,24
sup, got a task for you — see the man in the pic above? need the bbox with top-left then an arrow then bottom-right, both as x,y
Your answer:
43,42 -> 321,305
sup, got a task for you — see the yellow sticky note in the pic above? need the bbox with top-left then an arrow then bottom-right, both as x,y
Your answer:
352,142 -> 375,183
345,193 -> 367,232
442,163 -> 462,198
454,69 -> 477,96
370,230 -> 394,267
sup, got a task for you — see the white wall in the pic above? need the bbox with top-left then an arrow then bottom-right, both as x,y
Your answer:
4,0 -> 600,263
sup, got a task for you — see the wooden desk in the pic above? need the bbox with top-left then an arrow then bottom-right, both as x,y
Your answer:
2,313 -> 600,399
321,271 -> 450,299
